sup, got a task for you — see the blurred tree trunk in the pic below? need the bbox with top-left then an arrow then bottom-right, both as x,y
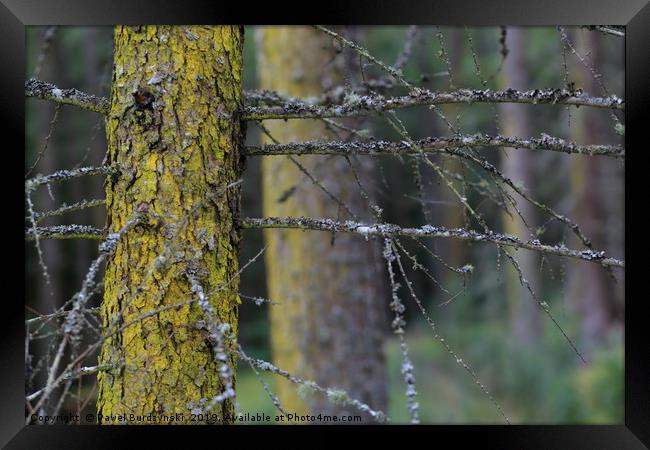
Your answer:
439,28 -> 467,274
498,28 -> 540,345
34,29 -> 63,316
27,27 -> 63,400
97,26 -> 244,423
256,26 -> 387,421
568,29 -> 614,347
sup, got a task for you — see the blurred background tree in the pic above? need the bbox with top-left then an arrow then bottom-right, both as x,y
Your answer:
256,26 -> 387,421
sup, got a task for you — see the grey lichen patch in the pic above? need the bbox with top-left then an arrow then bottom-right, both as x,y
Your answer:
325,388 -> 351,405
297,380 -> 318,400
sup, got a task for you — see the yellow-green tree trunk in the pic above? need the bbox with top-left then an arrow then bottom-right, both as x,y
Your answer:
97,25 -> 244,424
256,26 -> 387,420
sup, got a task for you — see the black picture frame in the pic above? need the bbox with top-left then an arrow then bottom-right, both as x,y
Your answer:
4,0 -> 647,447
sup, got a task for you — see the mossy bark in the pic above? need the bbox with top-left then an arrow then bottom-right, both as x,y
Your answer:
256,26 -> 387,421
97,26 -> 244,424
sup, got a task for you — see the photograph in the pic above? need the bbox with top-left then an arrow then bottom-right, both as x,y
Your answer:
22,24 -> 626,427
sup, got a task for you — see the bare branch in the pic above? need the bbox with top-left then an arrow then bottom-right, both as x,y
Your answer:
239,217 -> 624,269
253,121 -> 357,219
25,189 -> 50,286
241,351 -> 388,423
25,104 -> 62,178
27,363 -> 114,402
393,25 -> 418,72
28,78 -> 623,121
26,306 -> 100,326
389,239 -> 510,423
243,134 -> 623,158
25,225 -> 105,241
28,73 -> 624,123
557,26 -> 623,129
242,88 -> 624,121
382,239 -> 419,424
32,213 -> 143,415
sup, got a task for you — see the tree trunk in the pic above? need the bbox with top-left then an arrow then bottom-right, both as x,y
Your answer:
498,27 -> 540,345
256,26 -> 387,421
97,25 -> 244,424
439,28 -> 466,273
568,29 -> 613,347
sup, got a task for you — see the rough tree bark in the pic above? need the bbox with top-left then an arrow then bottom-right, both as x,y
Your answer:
256,26 -> 387,421
498,27 -> 540,345
96,25 -> 244,424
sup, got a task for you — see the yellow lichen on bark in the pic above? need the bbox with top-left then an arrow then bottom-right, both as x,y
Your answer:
97,26 -> 244,424
257,27 -> 387,419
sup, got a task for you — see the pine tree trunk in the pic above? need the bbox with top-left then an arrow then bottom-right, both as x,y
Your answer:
97,25 -> 244,424
256,26 -> 387,421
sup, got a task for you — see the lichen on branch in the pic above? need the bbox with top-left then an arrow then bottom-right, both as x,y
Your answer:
240,216 -> 624,269
243,134 -> 623,158
25,78 -> 110,113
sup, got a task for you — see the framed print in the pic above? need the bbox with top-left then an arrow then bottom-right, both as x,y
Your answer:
4,0 -> 648,447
